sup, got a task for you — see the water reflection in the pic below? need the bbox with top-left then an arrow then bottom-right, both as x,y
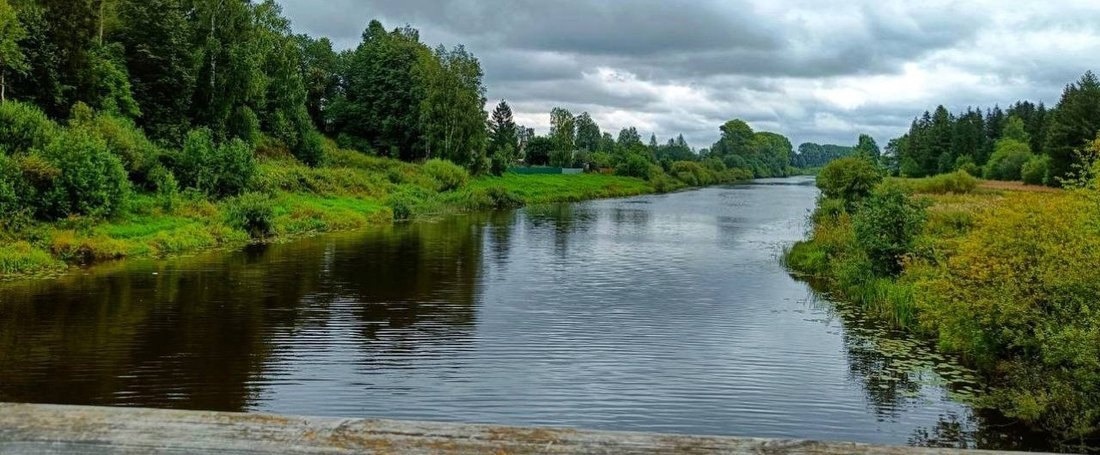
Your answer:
0,214 -> 494,412
0,178 -> 1062,451
797,281 -> 1052,451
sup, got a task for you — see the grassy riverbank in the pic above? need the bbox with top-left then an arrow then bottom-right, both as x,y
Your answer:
0,144 -> 661,280
785,160 -> 1100,447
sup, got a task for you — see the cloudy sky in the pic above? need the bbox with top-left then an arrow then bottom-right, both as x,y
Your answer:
277,0 -> 1100,149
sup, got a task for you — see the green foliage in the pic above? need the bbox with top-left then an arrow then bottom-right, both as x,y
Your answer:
1022,155 -> 1051,185
0,152 -> 30,215
984,139 -> 1033,181
225,192 -> 275,239
853,134 -> 880,160
69,103 -> 162,186
816,157 -> 884,207
524,136 -> 553,166
148,165 -> 178,211
549,149 -> 575,168
171,129 -> 255,199
954,155 -> 981,178
792,143 -> 855,168
890,171 -> 979,195
38,128 -> 131,219
1045,71 -> 1100,183
114,0 -> 194,143
422,158 -> 469,192
852,185 -> 927,276
86,43 -> 140,119
0,100 -> 58,154
487,101 -> 519,175
419,45 -> 487,168
915,193 -> 1100,438
0,0 -> 28,101
615,154 -> 653,179
469,185 -> 524,210
228,106 -> 261,146
294,128 -> 326,167
330,20 -> 429,160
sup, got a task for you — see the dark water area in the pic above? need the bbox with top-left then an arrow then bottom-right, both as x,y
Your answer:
0,177 -> 1053,450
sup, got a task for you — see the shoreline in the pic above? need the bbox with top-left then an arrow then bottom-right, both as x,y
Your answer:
1,168 -> 746,283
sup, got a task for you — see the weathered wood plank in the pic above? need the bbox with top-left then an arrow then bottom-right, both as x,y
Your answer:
0,403 -> 1043,454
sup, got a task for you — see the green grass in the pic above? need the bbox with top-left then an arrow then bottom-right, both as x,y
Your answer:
469,173 -> 654,204
0,152 -> 663,279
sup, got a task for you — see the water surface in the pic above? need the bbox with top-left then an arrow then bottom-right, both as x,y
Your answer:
0,177 -> 1045,450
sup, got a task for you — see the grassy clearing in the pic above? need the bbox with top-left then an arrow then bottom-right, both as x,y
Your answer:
0,146 -> 663,280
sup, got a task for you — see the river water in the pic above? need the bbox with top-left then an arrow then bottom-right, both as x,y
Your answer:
0,177 -> 1048,450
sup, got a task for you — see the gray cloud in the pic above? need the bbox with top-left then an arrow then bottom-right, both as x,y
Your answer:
277,0 -> 1100,149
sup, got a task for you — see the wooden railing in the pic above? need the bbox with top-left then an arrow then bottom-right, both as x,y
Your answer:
0,403 -> 1040,454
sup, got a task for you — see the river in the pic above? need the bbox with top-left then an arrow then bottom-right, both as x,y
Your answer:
0,177 -> 1049,450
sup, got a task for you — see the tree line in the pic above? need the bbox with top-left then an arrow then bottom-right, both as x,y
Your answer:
888,71 -> 1100,185
0,0 -> 816,225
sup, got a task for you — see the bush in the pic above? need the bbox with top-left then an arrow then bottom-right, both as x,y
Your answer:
615,154 -> 654,180
70,103 -> 164,187
915,193 -> 1100,437
670,161 -> 715,186
984,139 -> 1033,181
1021,155 -> 1051,186
589,151 -> 613,170
472,185 -> 525,209
852,185 -> 927,277
817,157 -> 884,208
293,129 -> 326,167
954,156 -> 982,178
549,149 -> 575,168
893,170 -> 979,195
0,154 -> 32,216
422,159 -> 469,192
171,129 -> 256,199
225,193 -> 275,239
489,143 -> 518,176
0,101 -> 59,154
38,129 -> 131,219
148,165 -> 180,212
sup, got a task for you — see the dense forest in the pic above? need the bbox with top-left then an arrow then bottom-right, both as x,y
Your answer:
0,0 -> 818,227
888,72 -> 1100,186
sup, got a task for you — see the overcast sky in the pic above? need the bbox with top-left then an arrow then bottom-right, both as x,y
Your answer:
277,0 -> 1100,149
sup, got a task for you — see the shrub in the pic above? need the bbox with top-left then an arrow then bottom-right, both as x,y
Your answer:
811,197 -> 847,225
0,153 -> 32,216
293,129 -> 326,167
852,185 -> 927,277
984,139 -> 1033,181
589,151 -> 613,170
670,161 -> 715,186
70,103 -> 163,187
225,193 -> 275,239
915,193 -> 1100,437
228,106 -> 261,145
615,154 -> 654,180
422,159 -> 469,192
38,129 -> 131,219
148,165 -> 180,212
0,101 -> 59,154
171,129 -> 256,199
1021,155 -> 1051,186
893,171 -> 979,195
817,157 -> 883,208
473,186 -> 525,209
489,143 -> 518,176
954,155 -> 982,178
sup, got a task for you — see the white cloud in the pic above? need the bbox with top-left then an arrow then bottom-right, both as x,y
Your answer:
277,0 -> 1100,148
